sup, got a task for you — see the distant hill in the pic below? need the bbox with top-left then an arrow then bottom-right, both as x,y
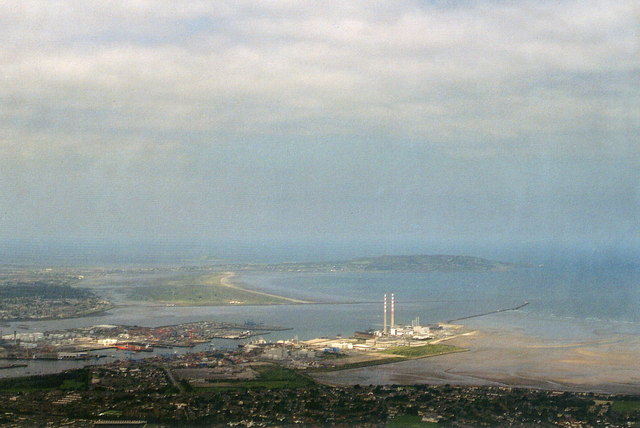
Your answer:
237,254 -> 526,273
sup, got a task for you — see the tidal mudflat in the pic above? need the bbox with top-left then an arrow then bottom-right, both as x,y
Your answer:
312,328 -> 640,395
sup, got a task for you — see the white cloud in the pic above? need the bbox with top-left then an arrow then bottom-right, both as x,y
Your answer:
2,0 -> 637,160
0,1 -> 638,243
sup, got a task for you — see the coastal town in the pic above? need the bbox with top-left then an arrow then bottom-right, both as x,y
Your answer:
0,278 -> 111,322
1,347 -> 639,427
2,305 -> 639,426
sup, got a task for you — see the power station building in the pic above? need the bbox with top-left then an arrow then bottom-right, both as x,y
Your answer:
377,293 -> 431,339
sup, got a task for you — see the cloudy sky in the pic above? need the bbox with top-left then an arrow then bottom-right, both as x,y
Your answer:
1,0 -> 638,253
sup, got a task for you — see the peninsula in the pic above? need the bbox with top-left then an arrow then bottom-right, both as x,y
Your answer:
0,280 -> 112,322
128,272 -> 310,306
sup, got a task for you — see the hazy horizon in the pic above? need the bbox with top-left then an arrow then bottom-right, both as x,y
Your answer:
2,236 -> 639,268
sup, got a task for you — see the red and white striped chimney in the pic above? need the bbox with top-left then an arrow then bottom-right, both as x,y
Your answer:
391,293 -> 395,330
383,293 -> 387,335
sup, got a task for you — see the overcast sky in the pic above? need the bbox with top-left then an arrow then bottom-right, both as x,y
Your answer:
1,0 -> 638,252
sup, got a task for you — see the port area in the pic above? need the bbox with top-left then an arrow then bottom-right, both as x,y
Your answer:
0,315 -> 467,373
84,323 -> 472,391
0,321 -> 290,360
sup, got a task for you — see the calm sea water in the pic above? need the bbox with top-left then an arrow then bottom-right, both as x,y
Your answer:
237,263 -> 640,339
1,252 -> 638,378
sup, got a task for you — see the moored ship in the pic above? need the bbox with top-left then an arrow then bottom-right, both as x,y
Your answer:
115,343 -> 153,352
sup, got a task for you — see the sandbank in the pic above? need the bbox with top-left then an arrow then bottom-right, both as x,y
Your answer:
312,327 -> 640,395
219,272 -> 311,304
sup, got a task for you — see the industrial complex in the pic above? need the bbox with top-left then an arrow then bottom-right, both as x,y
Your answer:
257,293 -> 467,370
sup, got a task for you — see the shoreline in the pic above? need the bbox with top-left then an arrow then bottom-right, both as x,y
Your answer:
311,325 -> 640,395
219,272 -> 313,305
123,271 -> 314,307
0,304 -> 115,323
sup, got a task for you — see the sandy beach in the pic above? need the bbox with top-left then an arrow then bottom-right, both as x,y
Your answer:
220,272 -> 312,304
312,328 -> 640,395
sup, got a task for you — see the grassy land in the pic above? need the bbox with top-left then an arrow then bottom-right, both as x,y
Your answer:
308,343 -> 466,374
611,400 -> 640,413
382,343 -> 467,358
387,414 -> 439,427
128,273 -> 294,306
194,365 -> 315,390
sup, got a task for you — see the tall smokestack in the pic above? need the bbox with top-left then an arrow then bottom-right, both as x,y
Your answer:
391,293 -> 395,330
383,293 -> 387,335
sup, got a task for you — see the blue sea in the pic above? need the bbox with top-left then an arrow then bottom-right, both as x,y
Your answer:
236,260 -> 640,340
1,242 -> 638,377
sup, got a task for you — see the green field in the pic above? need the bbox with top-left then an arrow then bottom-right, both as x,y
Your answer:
611,400 -> 640,413
382,343 -> 466,358
387,414 -> 439,427
128,273 -> 294,306
194,365 -> 315,390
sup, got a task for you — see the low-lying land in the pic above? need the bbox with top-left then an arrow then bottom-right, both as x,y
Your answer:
127,272 -> 309,306
382,343 -> 467,358
313,328 -> 640,396
305,344 -> 468,374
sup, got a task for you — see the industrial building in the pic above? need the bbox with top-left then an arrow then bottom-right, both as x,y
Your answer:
376,293 -> 432,339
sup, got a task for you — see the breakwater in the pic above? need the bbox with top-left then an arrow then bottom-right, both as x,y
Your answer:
447,301 -> 529,323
